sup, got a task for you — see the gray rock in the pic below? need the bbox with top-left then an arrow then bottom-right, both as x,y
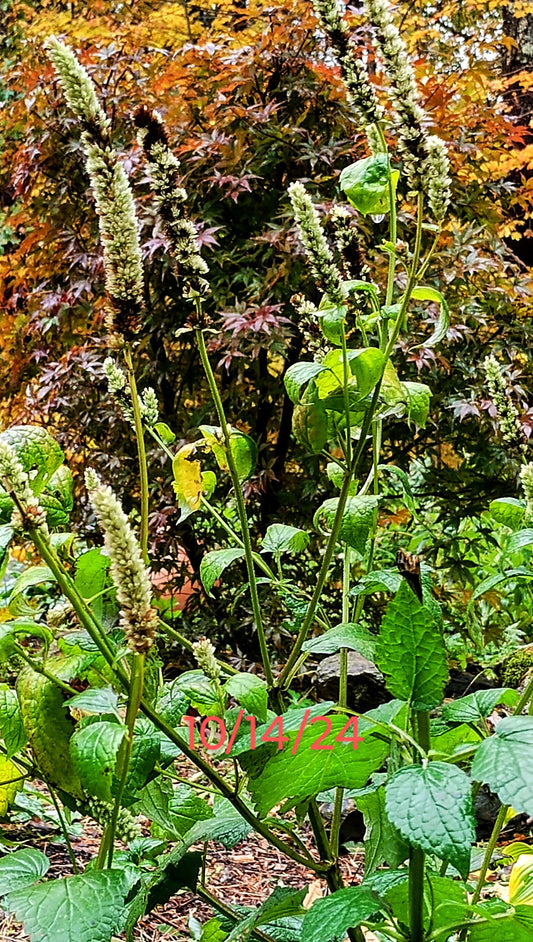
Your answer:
315,652 -> 390,712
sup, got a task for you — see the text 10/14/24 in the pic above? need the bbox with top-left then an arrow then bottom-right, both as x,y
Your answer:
181,709 -> 365,755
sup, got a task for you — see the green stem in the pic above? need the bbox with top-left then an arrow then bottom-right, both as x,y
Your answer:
105,652 -> 145,868
124,346 -> 150,564
197,885 -> 278,942
30,529 -> 117,669
157,618 -> 238,675
382,191 -> 425,362
376,125 -> 397,308
48,784 -> 79,874
409,710 -> 430,942
278,383 -> 382,688
330,544 -> 351,858
14,645 -> 79,697
196,327 -> 273,687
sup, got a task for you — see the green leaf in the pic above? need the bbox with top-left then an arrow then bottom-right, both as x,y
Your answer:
156,680 -> 189,725
0,684 -> 27,756
230,702 -> 335,759
200,548 -> 245,596
472,568 -> 533,600
385,762 -> 475,878
381,873 -> 468,933
301,886 -> 381,942
74,549 -> 111,623
314,495 -> 379,554
0,848 -> 49,896
489,497 -> 526,529
442,688 -> 519,725
402,380 -> 432,427
471,716 -> 533,815
8,566 -> 56,607
0,619 -> 52,661
284,362 -> 325,404
508,529 -> 533,553
339,154 -> 391,215
314,348 -> 385,402
225,887 -> 306,942
224,673 -> 268,722
154,422 -> 176,444
317,304 -> 347,346
45,464 -> 73,513
357,785 -> 409,872
411,285 -> 450,348
248,714 -> 390,816
261,524 -> 310,557
292,381 -> 329,454
135,777 -> 213,839
468,903 -> 533,941
0,525 -> 14,577
302,623 -> 376,661
375,581 -> 447,710
6,868 -> 137,942
171,670 -> 220,712
350,569 -> 402,597
66,685 -> 120,716
17,665 -> 83,797
70,721 -> 126,802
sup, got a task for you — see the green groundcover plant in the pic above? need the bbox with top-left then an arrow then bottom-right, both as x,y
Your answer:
2,2 -> 533,941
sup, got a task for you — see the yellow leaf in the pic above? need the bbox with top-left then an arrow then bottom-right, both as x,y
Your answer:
0,756 -> 23,814
172,443 -> 204,515
509,854 -> 533,905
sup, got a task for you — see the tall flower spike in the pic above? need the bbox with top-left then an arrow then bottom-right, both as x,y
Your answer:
86,473 -> 157,654
134,107 -> 209,302
0,441 -> 47,533
483,355 -> 526,453
312,0 -> 384,153
193,636 -> 220,681
288,182 -> 344,304
45,38 -> 145,339
520,463 -> 533,521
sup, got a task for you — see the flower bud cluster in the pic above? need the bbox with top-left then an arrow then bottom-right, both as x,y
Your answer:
85,796 -> 142,842
288,182 -> 344,304
85,471 -> 157,654
483,355 -> 526,452
0,441 -> 48,533
192,636 -> 220,681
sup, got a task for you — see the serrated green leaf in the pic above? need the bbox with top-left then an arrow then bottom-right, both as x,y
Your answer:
350,569 -> 402,597
0,426 -> 64,496
402,380 -> 432,427
0,684 -> 27,757
489,497 -> 526,529
261,524 -> 310,557
375,581 -> 447,709
230,702 -> 335,759
442,688 -> 519,725
66,685 -> 120,716
385,762 -> 475,878
70,721 -> 126,802
302,886 -> 381,942
284,362 -> 325,403
471,716 -> 533,815
6,868 -> 137,942
225,887 -> 306,942
302,623 -> 376,661
0,848 -> 49,896
156,680 -> 189,725
248,715 -> 389,816
200,548 -> 245,596
224,673 -> 268,722
135,777 -> 213,839
357,785 -> 409,872
314,348 -> 385,402
171,670 -> 219,712
314,495 -> 379,554
382,872 -> 468,933
411,285 -> 450,349
17,665 -> 83,797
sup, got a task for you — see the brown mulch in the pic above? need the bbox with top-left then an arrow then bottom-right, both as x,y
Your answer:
0,810 -> 364,941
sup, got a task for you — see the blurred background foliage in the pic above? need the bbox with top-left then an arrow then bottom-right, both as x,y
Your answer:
2,0 -> 533,664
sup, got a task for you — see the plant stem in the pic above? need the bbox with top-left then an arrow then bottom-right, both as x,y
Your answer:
197,885 -> 278,942
48,784 -> 79,874
124,345 -> 150,565
157,618 -> 238,675
330,544 -> 351,858
278,383 -> 382,688
196,327 -> 273,688
105,652 -> 145,867
383,191 -> 425,361
409,710 -> 430,942
14,645 -> 79,697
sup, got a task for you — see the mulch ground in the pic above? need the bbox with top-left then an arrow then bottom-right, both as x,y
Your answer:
0,797 -> 364,941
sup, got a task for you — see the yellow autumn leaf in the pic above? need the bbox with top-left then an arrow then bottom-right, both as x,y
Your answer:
0,756 -> 23,815
172,443 -> 204,515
